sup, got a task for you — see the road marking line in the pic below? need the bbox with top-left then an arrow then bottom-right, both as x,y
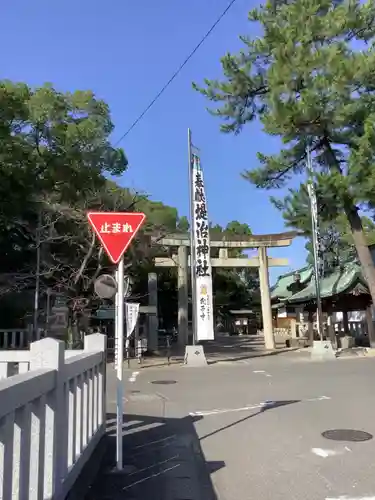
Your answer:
312,448 -> 342,458
312,446 -> 352,458
190,403 -> 263,417
129,371 -> 140,383
189,396 -> 331,417
306,396 -> 331,401
122,464 -> 180,490
127,454 -> 179,476
326,497 -> 375,499
133,434 -> 176,449
253,370 -> 272,377
131,440 -> 176,457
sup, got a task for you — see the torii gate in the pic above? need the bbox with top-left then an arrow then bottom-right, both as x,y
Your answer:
147,231 -> 296,351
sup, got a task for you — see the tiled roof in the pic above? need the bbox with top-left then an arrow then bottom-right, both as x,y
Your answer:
285,261 -> 366,303
271,266 -> 313,300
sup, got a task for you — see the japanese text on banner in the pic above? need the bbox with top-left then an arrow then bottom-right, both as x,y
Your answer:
126,302 -> 140,338
191,151 -> 214,341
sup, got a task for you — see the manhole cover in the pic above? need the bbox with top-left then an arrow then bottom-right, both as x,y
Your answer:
322,429 -> 373,442
151,380 -> 177,385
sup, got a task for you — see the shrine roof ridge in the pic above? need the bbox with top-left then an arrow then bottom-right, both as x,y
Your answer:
284,261 -> 367,304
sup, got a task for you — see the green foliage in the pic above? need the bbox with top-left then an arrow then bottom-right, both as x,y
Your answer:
214,270 -> 256,317
194,0 -> 375,297
207,221 -> 259,316
0,80 -> 254,328
194,0 -> 375,195
0,81 -> 127,202
0,78 -> 259,329
176,216 -> 189,232
272,185 -> 375,269
225,220 -> 252,236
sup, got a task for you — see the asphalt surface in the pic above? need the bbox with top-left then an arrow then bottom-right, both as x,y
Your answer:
85,335 -> 375,500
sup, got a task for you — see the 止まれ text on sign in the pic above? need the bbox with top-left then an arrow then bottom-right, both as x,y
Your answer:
100,222 -> 134,234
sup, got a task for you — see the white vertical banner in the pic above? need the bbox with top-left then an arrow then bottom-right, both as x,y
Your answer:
191,151 -> 214,341
126,302 -> 140,338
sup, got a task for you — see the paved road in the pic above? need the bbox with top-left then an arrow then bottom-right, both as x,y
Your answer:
118,333 -> 295,370
86,342 -> 375,500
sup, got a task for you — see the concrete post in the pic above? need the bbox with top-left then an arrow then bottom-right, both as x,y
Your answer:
326,311 -> 336,346
258,247 -> 275,350
342,310 -> 349,335
178,245 -> 189,349
147,272 -> 159,352
84,334 -> 107,428
366,305 -> 375,348
308,310 -> 314,345
290,318 -> 297,338
219,248 -> 228,259
84,332 -> 107,353
30,338 -> 65,498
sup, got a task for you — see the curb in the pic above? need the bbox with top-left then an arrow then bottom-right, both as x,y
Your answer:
121,346 -> 301,369
207,346 -> 301,364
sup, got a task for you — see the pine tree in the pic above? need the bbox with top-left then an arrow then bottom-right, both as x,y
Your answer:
271,186 -> 375,269
194,0 -> 375,303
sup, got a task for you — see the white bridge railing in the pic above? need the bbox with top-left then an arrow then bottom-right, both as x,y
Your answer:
0,333 -> 106,500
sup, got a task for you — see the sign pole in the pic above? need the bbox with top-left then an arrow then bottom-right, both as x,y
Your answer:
116,256 -> 125,470
86,211 -> 146,470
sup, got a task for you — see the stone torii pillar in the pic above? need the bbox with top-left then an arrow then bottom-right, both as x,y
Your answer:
258,247 -> 275,350
147,273 -> 159,352
177,245 -> 189,349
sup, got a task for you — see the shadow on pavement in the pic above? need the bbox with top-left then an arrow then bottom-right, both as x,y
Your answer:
200,400 -> 301,441
84,412 -> 224,500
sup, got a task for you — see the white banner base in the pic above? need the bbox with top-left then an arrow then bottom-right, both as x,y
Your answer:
184,345 -> 207,367
310,340 -> 336,361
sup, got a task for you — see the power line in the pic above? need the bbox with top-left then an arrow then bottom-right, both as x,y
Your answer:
114,0 -> 238,145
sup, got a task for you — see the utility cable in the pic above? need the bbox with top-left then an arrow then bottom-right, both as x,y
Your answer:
114,0 -> 238,145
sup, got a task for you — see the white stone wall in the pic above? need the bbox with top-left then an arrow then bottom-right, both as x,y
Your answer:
0,334 -> 106,499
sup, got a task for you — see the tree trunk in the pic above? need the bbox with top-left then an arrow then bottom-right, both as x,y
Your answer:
343,200 -> 375,304
324,140 -> 375,303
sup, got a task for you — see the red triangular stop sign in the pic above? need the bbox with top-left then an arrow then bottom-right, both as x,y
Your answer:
87,212 -> 146,264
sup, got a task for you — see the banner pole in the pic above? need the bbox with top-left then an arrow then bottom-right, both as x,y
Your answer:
188,128 -> 196,345
306,147 -> 324,340
116,256 -> 125,470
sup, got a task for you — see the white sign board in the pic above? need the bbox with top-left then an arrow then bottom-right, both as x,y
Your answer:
126,302 -> 140,338
191,153 -> 214,341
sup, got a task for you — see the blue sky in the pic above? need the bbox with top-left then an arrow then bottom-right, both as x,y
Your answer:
2,0 -> 307,283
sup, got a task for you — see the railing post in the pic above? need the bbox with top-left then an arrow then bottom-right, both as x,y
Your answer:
30,338 -> 65,498
84,334 -> 107,430
83,333 -> 106,352
0,363 -> 11,380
